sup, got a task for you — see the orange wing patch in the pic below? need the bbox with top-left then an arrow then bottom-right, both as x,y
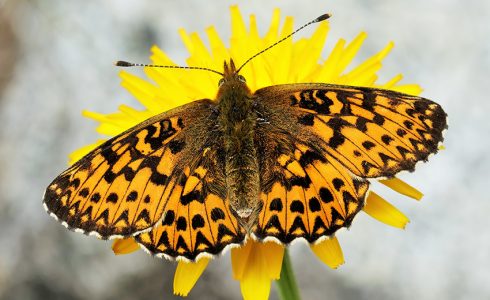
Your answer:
135,149 -> 246,260
43,100 -> 215,238
254,142 -> 369,243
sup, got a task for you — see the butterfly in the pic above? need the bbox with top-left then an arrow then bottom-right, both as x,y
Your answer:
43,14 -> 447,261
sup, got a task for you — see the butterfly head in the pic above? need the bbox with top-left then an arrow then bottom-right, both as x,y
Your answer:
216,59 -> 250,101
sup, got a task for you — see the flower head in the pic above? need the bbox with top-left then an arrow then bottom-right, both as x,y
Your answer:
74,6 -> 427,300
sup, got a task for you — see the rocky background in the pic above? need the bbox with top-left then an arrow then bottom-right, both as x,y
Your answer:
0,0 -> 488,299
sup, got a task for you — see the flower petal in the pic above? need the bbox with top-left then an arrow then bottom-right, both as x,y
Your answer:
236,243 -> 269,300
268,16 -> 294,85
119,71 -> 160,112
230,5 -> 248,39
173,258 -> 210,297
363,191 -> 410,229
379,177 -> 423,201
264,8 -> 281,44
112,238 -> 140,255
68,140 -> 104,165
335,32 -> 367,79
206,26 -> 230,65
381,73 -> 403,89
310,237 -> 344,269
82,110 -> 132,136
318,38 -> 346,81
240,263 -> 271,300
391,83 -> 423,96
343,42 -> 393,86
231,240 -> 284,300
261,241 -> 284,280
231,240 -> 253,280
295,22 -> 329,81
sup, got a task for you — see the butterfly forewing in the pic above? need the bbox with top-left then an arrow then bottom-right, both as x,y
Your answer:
43,99 -> 222,239
254,84 -> 447,179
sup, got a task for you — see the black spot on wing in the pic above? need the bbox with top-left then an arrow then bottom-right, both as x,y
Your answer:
211,208 -> 225,222
298,114 -> 315,126
269,198 -> 283,212
191,215 -> 205,229
290,200 -> 304,213
176,217 -> 187,231
162,210 -> 175,226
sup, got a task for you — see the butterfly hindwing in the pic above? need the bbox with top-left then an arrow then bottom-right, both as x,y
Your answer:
254,83 -> 447,178
135,147 -> 246,260
253,121 -> 369,243
43,99 -> 220,238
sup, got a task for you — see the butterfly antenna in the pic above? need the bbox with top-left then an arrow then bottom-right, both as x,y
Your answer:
114,61 -> 224,76
236,13 -> 331,74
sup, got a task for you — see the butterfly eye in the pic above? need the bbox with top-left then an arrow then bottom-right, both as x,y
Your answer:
218,78 -> 225,87
237,75 -> 246,83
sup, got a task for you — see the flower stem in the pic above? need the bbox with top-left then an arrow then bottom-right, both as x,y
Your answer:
276,249 -> 301,300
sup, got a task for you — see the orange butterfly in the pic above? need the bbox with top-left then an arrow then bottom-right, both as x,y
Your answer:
43,14 -> 447,261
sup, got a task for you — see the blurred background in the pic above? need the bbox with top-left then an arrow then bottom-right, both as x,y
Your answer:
0,0 -> 488,299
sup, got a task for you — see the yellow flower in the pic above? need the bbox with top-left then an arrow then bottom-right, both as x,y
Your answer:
73,6 -> 427,300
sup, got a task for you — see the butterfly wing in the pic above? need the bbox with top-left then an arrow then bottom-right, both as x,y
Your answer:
254,133 -> 370,243
254,83 -> 447,178
43,99 -> 229,239
135,146 -> 246,260
252,83 -> 446,243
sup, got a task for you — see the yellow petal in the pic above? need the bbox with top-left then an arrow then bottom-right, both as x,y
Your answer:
310,237 -> 344,269
111,238 -> 140,255
231,240 -> 253,280
260,241 -> 284,280
335,32 -> 367,78
117,104 -> 145,121
342,41 -> 393,86
178,28 -> 194,56
363,191 -> 410,229
391,83 -> 423,96
379,177 -> 423,201
240,264 -> 271,300
270,16 -> 294,84
438,144 -> 445,150
119,71 -> 160,112
82,110 -> 131,136
81,110 -> 109,123
231,239 -> 284,300
236,242 -> 269,300
264,8 -> 281,44
295,22 -> 329,81
149,44 -> 176,65
319,38 -> 346,82
230,5 -> 247,39
381,74 -> 403,89
206,26 -> 230,65
68,140 -> 104,165
173,258 -> 210,297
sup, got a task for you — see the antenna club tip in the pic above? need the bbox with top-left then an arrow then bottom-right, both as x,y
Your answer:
315,13 -> 332,22
114,60 -> 133,67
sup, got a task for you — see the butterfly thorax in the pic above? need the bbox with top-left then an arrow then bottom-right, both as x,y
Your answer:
216,60 -> 260,229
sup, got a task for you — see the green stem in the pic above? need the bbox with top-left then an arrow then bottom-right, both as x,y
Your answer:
276,249 -> 301,300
